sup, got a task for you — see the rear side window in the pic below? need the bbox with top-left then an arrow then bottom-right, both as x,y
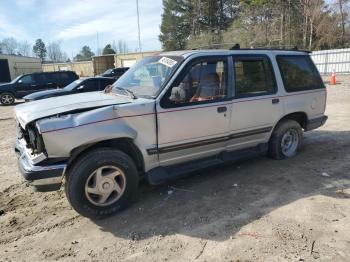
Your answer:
34,74 -> 49,83
58,72 -> 70,80
277,55 -> 324,92
233,56 -> 276,98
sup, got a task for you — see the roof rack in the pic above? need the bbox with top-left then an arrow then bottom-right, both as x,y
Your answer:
229,44 -> 311,53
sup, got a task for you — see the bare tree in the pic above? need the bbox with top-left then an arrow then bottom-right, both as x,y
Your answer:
47,41 -> 66,62
17,40 -> 31,56
1,37 -> 18,54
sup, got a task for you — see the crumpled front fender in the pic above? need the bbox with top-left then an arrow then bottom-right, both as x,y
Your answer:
37,106 -> 137,158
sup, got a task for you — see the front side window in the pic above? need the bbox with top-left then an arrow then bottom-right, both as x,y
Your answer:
81,80 -> 99,92
277,55 -> 324,92
112,56 -> 183,97
20,75 -> 35,84
164,58 -> 227,106
234,56 -> 276,97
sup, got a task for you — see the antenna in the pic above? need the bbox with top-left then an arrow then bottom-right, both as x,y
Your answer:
136,0 -> 142,53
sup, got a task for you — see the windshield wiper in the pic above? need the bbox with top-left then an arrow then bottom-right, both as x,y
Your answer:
114,87 -> 137,99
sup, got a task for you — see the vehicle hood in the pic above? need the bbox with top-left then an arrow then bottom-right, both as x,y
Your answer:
0,83 -> 10,89
15,91 -> 132,128
24,89 -> 66,100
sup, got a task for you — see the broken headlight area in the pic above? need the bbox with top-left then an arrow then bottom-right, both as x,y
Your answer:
21,124 -> 46,155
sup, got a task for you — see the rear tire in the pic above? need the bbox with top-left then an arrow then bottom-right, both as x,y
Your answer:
268,120 -> 303,160
0,93 -> 15,105
65,148 -> 139,219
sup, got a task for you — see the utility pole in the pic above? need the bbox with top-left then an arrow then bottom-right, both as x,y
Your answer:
136,0 -> 142,53
96,31 -> 100,55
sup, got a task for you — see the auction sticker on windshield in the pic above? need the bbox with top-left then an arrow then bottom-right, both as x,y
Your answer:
158,57 -> 177,68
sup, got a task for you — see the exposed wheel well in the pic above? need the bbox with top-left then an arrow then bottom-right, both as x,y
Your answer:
67,138 -> 145,174
276,112 -> 308,130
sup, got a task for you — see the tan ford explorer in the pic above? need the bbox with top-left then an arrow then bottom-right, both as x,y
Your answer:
14,48 -> 327,218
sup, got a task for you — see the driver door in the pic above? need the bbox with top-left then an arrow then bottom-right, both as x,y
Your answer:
15,75 -> 38,98
156,56 -> 232,166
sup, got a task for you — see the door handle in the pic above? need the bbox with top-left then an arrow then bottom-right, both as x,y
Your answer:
31,85 -> 37,87
272,98 -> 280,104
217,106 -> 227,113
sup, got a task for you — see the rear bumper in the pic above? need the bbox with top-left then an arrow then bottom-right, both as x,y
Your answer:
15,139 -> 66,192
306,115 -> 328,131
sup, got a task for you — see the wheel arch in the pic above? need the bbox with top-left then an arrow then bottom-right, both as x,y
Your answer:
66,138 -> 145,175
274,111 -> 308,131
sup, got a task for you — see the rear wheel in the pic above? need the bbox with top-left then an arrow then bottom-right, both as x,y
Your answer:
268,120 -> 303,160
0,93 -> 15,105
65,148 -> 139,219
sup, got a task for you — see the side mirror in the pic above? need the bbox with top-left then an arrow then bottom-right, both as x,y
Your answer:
18,80 -> 22,84
77,85 -> 84,91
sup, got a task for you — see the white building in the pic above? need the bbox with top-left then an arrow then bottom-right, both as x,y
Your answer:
0,54 -> 42,82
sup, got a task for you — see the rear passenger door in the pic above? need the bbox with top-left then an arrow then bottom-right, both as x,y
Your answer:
35,73 -> 56,90
228,55 -> 283,151
54,72 -> 74,88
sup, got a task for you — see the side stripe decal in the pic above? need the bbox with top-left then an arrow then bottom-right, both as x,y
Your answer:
147,126 -> 272,155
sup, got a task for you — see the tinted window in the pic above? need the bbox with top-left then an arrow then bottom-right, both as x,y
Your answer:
51,73 -> 61,82
234,56 -> 276,97
52,72 -> 72,83
59,72 -> 71,80
36,73 -> 53,83
277,55 -> 324,92
99,79 -> 114,90
164,58 -> 227,106
20,75 -> 36,84
81,79 -> 99,92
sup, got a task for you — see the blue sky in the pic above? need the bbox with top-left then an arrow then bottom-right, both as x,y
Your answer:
0,0 -> 163,57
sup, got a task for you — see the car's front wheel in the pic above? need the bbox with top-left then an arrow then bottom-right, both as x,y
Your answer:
268,120 -> 303,159
0,93 -> 15,105
65,148 -> 139,219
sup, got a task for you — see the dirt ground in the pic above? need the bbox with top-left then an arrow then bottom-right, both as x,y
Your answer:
0,76 -> 349,262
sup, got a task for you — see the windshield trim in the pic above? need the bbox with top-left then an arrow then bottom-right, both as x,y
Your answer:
11,75 -> 23,83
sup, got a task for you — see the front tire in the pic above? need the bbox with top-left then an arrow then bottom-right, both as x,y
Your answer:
268,120 -> 303,160
0,93 -> 15,105
65,148 -> 139,219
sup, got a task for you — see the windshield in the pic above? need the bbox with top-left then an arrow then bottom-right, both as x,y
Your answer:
63,79 -> 83,90
11,75 -> 23,83
103,69 -> 113,75
111,55 -> 183,97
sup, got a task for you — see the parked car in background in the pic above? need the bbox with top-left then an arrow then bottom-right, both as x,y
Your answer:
24,77 -> 115,102
14,48 -> 327,218
99,67 -> 129,79
0,71 -> 78,105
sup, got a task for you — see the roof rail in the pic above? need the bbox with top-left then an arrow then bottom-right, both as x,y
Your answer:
229,44 -> 311,53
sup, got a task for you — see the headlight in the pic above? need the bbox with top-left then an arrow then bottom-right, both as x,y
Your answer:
26,125 -> 45,154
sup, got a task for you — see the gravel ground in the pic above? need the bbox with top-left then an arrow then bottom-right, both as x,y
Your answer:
0,76 -> 349,262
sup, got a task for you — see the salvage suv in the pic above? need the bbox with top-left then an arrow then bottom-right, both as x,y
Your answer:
14,48 -> 327,218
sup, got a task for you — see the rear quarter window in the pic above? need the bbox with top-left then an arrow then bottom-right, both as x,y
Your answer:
277,55 -> 324,92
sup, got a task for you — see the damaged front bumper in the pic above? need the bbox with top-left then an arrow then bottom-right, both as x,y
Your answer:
15,139 -> 66,192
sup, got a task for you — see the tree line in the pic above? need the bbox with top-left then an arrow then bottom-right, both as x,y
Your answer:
0,37 -> 130,63
159,0 -> 350,51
